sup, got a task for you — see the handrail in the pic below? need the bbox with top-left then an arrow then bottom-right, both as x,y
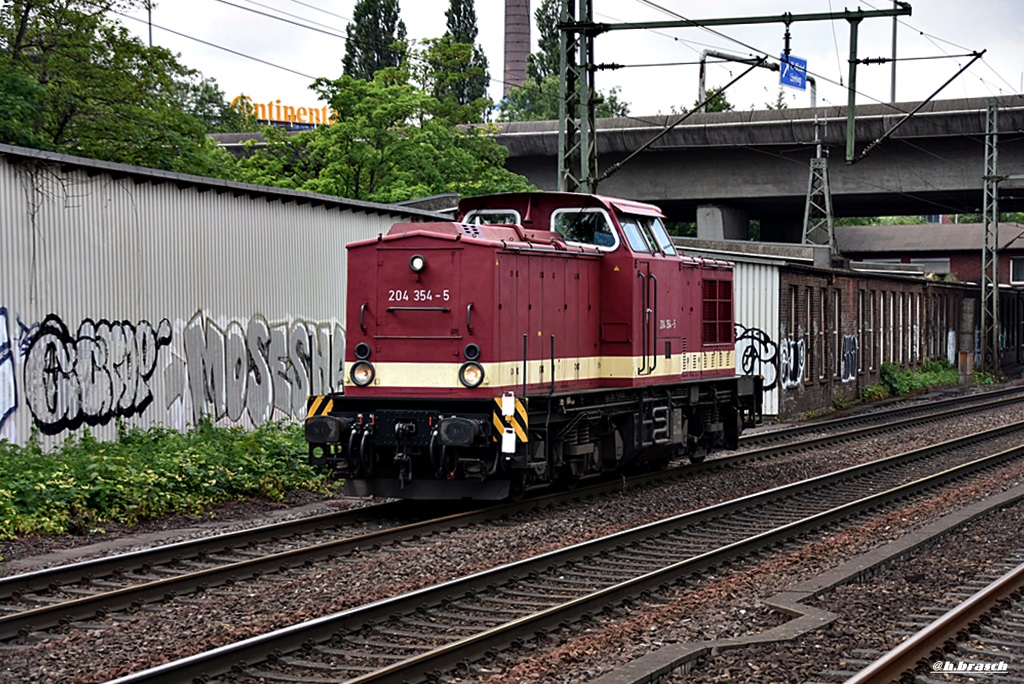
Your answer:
637,271 -> 648,374
650,273 -> 659,374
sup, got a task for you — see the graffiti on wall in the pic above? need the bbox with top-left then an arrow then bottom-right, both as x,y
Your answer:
21,314 -> 173,435
840,334 -> 859,383
779,337 -> 806,389
0,308 -> 15,430
169,312 -> 344,425
734,323 -> 778,390
6,310 -> 345,437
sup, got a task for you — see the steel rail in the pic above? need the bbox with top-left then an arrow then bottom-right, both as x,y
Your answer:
5,390 -> 1022,640
843,559 -> 1024,684
739,386 -> 1024,448
103,421 -> 1024,684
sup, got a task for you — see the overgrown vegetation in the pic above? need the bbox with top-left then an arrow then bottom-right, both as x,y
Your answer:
862,359 -> 995,401
0,420 -> 333,541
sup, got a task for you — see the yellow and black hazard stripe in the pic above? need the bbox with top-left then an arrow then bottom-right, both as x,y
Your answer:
306,395 -> 335,419
492,396 -> 528,443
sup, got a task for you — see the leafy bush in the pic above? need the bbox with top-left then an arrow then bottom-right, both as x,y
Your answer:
0,420 -> 334,541
873,359 -> 965,399
861,383 -> 890,402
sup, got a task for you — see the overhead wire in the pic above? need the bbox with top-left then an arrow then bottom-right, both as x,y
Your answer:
113,10 -> 318,81
617,0 -> 1012,214
118,1 -> 1014,213
858,0 -> 1020,97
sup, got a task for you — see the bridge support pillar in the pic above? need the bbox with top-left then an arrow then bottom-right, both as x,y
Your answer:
697,205 -> 749,240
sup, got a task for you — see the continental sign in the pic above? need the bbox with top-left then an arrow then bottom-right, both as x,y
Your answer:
231,95 -> 339,126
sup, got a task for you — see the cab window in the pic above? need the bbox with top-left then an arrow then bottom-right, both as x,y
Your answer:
552,208 -> 618,250
464,209 -> 521,225
618,217 -> 652,253
647,218 -> 677,255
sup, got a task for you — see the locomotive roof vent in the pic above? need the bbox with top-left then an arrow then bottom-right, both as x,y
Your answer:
458,224 -> 483,239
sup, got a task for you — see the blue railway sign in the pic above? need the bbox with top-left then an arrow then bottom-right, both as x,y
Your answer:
780,54 -> 807,91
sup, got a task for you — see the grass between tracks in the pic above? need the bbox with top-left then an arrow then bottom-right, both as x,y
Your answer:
0,419 -> 335,541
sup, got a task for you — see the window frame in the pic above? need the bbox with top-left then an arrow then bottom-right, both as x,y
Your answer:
463,209 -> 522,225
551,207 -> 620,252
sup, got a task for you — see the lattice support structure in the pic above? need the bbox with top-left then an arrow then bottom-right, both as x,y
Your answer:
802,156 -> 838,254
557,0 -> 597,193
980,100 -> 1000,374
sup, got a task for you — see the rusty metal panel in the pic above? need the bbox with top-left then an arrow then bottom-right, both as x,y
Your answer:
731,260 -> 780,416
0,151 -> 426,446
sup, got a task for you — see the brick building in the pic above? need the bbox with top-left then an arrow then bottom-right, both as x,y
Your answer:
836,222 -> 1024,285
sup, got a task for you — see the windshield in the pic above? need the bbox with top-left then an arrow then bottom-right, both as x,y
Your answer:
648,218 -> 677,255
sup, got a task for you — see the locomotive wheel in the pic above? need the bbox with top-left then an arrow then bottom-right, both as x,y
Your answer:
688,451 -> 707,464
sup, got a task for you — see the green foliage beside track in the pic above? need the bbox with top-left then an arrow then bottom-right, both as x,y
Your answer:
0,420 -> 333,541
863,359 -> 994,400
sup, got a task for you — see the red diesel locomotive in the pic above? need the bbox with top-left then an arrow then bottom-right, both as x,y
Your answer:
305,192 -> 762,499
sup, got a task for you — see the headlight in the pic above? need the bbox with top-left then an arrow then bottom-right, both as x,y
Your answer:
350,361 -> 375,386
409,254 -> 426,273
458,361 -> 484,388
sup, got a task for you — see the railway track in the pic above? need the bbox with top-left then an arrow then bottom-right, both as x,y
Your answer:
840,552 -> 1024,684
2,388 -> 1022,645
737,385 -> 1024,449
102,420 -> 1024,683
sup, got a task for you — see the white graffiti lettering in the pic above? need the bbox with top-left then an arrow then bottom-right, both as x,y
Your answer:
184,312 -> 343,425
779,337 -> 806,389
840,334 -> 859,383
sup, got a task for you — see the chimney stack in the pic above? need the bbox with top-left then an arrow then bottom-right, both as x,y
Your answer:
504,0 -> 530,97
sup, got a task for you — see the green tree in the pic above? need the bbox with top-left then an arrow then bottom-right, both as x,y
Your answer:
342,0 -> 407,80
437,0 -> 488,109
416,38 -> 491,124
233,70 -> 533,203
180,79 -> 260,133
0,0 -> 236,176
695,88 -> 735,112
527,0 -> 560,82
498,74 -> 628,122
0,69 -> 47,148
765,86 -> 789,110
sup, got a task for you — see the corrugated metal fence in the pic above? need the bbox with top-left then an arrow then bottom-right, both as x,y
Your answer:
0,144 -> 441,447
732,260 -> 781,416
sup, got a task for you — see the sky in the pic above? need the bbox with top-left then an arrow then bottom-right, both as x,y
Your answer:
119,1 -> 1024,118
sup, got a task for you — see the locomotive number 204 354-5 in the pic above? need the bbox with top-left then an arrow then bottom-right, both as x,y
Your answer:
388,289 -> 451,302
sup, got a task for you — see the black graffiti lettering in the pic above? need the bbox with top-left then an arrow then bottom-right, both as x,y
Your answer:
23,314 -> 172,435
734,323 -> 779,391
288,321 -> 310,417
224,322 -> 247,422
0,307 -> 15,431
246,316 -> 273,425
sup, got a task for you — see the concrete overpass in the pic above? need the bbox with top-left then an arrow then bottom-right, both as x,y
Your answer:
493,95 -> 1024,242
